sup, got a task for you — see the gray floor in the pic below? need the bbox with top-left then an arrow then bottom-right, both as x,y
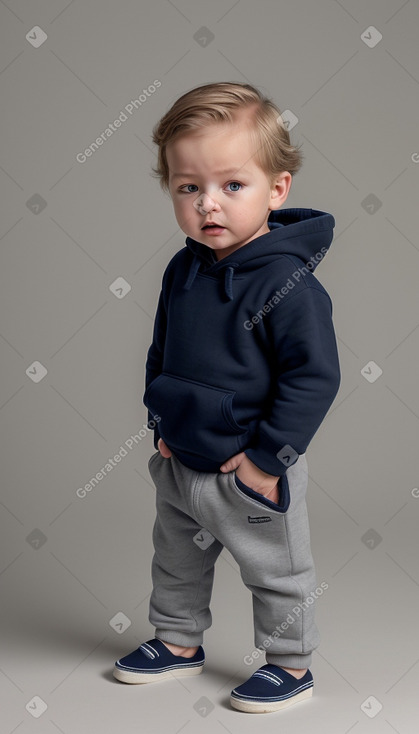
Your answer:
2,452 -> 418,733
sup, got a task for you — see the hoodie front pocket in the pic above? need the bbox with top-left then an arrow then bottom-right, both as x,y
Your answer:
144,373 -> 248,460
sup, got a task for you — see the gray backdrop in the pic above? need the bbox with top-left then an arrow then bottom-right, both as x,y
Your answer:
1,1 -> 418,732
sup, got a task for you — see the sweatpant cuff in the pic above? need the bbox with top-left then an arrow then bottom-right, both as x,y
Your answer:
155,628 -> 204,647
265,651 -> 312,668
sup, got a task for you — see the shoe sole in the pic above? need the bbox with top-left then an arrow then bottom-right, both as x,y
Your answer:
113,663 -> 204,684
230,686 -> 313,713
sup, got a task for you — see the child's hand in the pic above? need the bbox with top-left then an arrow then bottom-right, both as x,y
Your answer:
157,438 -> 172,458
220,452 -> 280,503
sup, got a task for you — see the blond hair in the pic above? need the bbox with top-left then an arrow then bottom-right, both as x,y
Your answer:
151,81 -> 303,193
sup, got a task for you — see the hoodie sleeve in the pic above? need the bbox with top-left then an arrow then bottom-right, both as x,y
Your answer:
144,287 -> 167,450
244,286 -> 341,476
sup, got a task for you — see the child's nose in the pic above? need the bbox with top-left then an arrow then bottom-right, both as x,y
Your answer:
194,192 -> 219,214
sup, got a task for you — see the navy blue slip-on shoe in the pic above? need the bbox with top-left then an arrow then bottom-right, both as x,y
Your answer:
113,638 -> 205,684
230,664 -> 313,713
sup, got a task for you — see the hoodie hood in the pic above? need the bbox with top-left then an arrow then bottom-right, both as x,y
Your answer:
183,207 -> 335,301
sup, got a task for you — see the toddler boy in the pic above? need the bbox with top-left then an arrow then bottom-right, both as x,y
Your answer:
113,81 -> 340,714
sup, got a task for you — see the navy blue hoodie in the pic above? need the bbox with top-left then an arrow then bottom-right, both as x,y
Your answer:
143,208 -> 341,476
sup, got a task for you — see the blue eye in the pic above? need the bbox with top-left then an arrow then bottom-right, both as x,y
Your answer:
180,184 -> 198,193
227,182 -> 242,191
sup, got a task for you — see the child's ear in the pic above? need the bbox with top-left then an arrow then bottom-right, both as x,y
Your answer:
269,171 -> 292,210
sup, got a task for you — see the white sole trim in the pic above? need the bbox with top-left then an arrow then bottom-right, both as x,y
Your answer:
113,664 -> 204,684
230,686 -> 313,713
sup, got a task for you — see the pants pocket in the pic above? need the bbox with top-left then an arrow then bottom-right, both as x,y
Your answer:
148,450 -> 160,464
148,450 -> 162,476
231,471 -> 290,514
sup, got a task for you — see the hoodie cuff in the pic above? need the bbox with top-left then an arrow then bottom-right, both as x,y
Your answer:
244,438 -> 299,477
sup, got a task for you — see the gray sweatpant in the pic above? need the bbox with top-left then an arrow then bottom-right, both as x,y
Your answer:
147,450 -> 320,668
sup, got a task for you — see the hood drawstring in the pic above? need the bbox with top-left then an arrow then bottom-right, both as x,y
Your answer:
183,254 -> 201,292
183,254 -> 239,301
223,264 -> 236,301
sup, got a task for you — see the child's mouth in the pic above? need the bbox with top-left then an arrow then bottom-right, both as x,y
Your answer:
202,224 -> 225,235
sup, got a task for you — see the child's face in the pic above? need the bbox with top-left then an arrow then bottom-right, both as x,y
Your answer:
166,119 -> 291,260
